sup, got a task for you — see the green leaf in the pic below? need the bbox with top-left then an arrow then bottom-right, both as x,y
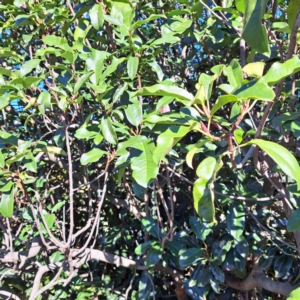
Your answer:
287,0 -> 300,31
50,251 -> 64,264
234,81 -> 275,101
287,208 -> 300,232
127,56 -> 139,80
243,62 -> 265,78
179,248 -> 202,268
193,157 -> 218,222
0,96 -> 10,110
0,181 -> 14,192
170,17 -> 193,33
186,140 -> 209,169
74,71 -> 93,94
258,247 -> 277,269
111,0 -> 134,28
130,140 -> 158,188
227,202 -> 245,239
210,95 -> 239,117
125,100 -> 142,127
51,201 -> 66,213
135,83 -> 193,102
234,128 -> 244,144
196,156 -> 216,179
147,61 -> 164,82
0,49 -> 21,59
288,287 -> 300,300
260,56 -> 300,86
0,150 -> 4,168
19,59 -> 41,77
138,271 -> 152,300
101,57 -> 126,81
37,92 -> 51,108
189,216 -> 212,241
153,123 -> 197,165
213,235 -> 232,264
224,59 -> 243,89
141,217 -> 161,239
0,187 -> 14,218
210,262 -> 225,283
242,0 -> 269,54
90,4 -> 104,30
272,112 -> 299,128
274,255 -> 293,278
44,213 -> 55,229
113,83 -> 128,103
103,15 -> 125,27
24,152 -> 37,172
248,139 -> 300,189
80,148 -> 107,165
132,14 -> 166,29
284,121 -> 300,138
135,241 -> 152,255
145,244 -> 162,267
235,0 -> 246,14
101,117 -> 117,144
42,35 -> 71,51
151,36 -> 180,46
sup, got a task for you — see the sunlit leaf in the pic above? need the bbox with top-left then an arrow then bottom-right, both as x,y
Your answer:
248,139 -> 300,189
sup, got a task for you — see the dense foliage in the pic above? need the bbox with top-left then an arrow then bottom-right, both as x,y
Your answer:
0,0 -> 300,299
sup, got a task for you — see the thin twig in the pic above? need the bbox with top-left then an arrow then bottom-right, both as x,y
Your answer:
214,190 -> 282,201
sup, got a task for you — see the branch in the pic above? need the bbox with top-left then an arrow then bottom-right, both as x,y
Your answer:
225,269 -> 294,297
0,291 -> 21,300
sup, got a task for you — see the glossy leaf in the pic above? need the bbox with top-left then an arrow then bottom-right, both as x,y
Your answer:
242,0 -> 269,54
153,123 -> 197,165
127,56 -> 139,80
19,59 -> 41,77
138,271 -> 152,300
145,244 -> 162,267
243,62 -> 265,78
210,95 -> 239,117
113,83 -> 128,104
37,92 -> 51,108
287,0 -> 300,31
90,4 -> 104,30
189,216 -> 212,241
260,56 -> 300,86
186,140 -> 208,169
248,139 -> 300,189
135,241 -> 152,255
234,81 -> 275,101
288,287 -> 300,300
0,187 -> 14,218
73,71 -> 93,94
147,61 -> 164,82
224,59 -> 243,88
226,202 -> 245,239
274,255 -> 293,278
151,36 -> 180,46
101,117 -> 117,144
179,248 -> 203,268
141,217 -> 161,239
132,14 -> 166,29
80,148 -> 107,165
287,208 -> 300,232
213,235 -> 232,264
210,262 -> 225,283
125,100 -> 142,127
134,83 -> 193,102
130,141 -> 158,188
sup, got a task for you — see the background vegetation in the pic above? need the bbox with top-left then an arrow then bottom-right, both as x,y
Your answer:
0,0 -> 300,299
